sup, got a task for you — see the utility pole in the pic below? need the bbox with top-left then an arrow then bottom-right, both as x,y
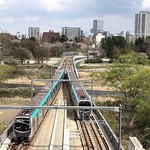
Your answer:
118,105 -> 122,150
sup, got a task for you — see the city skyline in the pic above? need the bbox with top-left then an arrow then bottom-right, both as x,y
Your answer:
91,20 -> 104,34
0,0 -> 150,35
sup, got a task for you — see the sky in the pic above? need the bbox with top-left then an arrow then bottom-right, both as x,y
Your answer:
0,0 -> 150,35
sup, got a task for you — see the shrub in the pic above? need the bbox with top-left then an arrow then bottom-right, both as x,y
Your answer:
85,58 -> 103,63
0,65 -> 16,84
0,88 -> 32,98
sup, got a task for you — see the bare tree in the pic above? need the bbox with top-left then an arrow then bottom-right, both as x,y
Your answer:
0,33 -> 12,62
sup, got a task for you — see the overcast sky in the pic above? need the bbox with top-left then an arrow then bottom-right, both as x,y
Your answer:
0,0 -> 150,35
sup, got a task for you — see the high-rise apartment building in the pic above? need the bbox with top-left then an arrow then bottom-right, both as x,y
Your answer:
28,27 -> 40,40
91,20 -> 104,34
62,27 -> 81,40
135,11 -> 150,39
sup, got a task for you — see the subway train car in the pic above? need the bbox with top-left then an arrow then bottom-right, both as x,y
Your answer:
13,66 -> 65,141
67,57 -> 92,120
13,110 -> 31,141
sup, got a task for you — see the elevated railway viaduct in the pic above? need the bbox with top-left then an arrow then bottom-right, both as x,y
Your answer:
0,56 -> 124,150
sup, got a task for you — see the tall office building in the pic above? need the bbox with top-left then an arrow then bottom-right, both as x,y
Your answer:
91,20 -> 104,34
62,27 -> 81,40
135,11 -> 150,39
28,27 -> 40,40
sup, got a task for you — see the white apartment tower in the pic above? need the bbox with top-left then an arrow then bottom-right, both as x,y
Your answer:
62,27 -> 81,40
91,20 -> 104,34
28,27 -> 40,40
135,11 -> 150,39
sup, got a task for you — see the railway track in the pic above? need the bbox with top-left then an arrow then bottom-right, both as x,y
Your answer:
9,142 -> 30,150
76,116 -> 107,150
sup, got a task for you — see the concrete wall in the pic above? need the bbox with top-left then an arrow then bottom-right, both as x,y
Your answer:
129,137 -> 145,150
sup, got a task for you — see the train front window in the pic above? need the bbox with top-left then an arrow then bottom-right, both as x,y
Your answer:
79,101 -> 91,106
14,118 -> 30,131
79,101 -> 91,111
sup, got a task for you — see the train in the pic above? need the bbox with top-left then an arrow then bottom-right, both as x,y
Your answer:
12,56 -> 91,141
66,56 -> 92,119
13,66 -> 65,141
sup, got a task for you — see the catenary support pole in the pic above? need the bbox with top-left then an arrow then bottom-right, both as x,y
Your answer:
118,105 -> 122,150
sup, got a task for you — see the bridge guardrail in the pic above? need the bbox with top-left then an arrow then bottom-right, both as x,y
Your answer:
93,103 -> 124,150
0,119 -> 14,147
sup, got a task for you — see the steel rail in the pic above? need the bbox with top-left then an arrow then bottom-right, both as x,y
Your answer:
0,106 -> 120,112
32,79 -> 92,82
84,122 -> 98,149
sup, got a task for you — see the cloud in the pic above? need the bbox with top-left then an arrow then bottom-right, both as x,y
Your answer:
3,17 -> 15,24
0,0 -> 7,10
103,14 -> 134,33
0,0 -> 5,5
23,16 -> 39,22
0,0 -> 143,18
37,0 -> 74,12
0,0 -> 145,34
142,0 -> 150,9
38,0 -> 64,12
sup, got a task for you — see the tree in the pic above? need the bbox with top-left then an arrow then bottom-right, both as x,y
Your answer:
145,36 -> 150,54
134,37 -> 146,53
60,35 -> 68,43
112,36 -> 127,49
113,48 -> 122,61
32,47 -> 43,63
19,39 -> 40,59
122,45 -> 132,54
119,51 -> 149,65
29,37 -> 37,42
102,37 -> 114,58
100,64 -> 139,102
74,37 -> 81,43
100,64 -> 150,101
50,37 -> 60,43
101,36 -> 128,59
123,68 -> 150,101
0,65 -> 15,85
119,52 -> 138,64
0,33 -> 12,61
10,47 -> 30,64
39,46 -> 50,63
50,46 -> 63,57
137,53 -> 149,65
135,100 -> 150,149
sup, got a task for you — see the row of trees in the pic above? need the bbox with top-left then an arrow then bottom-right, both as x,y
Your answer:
1,32 -> 150,64
10,40 -> 50,64
0,34 -> 79,64
100,36 -> 150,61
42,34 -> 82,43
